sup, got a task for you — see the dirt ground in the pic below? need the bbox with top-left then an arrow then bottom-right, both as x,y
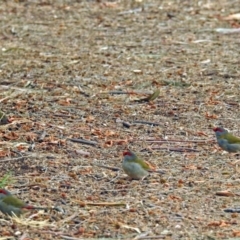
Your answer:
0,0 -> 240,239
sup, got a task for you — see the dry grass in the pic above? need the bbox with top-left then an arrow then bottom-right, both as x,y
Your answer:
0,0 -> 240,239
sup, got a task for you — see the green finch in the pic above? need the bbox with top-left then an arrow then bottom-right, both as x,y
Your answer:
213,127 -> 240,153
122,151 -> 161,180
0,189 -> 49,216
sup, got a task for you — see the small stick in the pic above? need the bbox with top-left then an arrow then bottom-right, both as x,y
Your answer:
75,150 -> 90,156
53,114 -> 72,118
122,121 -> 131,128
133,120 -> 162,126
62,236 -> 118,240
136,235 -> 165,239
116,119 -> 131,128
109,171 -> 120,183
215,191 -> 236,197
0,156 -> 27,162
77,85 -> 90,97
224,208 -> 240,213
108,91 -> 129,95
107,90 -> 148,95
151,147 -> 200,152
77,200 -> 126,207
94,164 -> 120,171
144,139 -> 214,143
67,138 -> 98,146
60,212 -> 78,224
61,236 -> 82,240
149,170 -> 166,174
26,206 -> 64,213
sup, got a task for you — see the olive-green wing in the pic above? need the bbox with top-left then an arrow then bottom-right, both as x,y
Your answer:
129,158 -> 151,170
223,133 -> 240,144
2,196 -> 25,208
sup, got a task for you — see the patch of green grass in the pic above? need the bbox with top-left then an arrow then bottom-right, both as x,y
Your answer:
0,173 -> 13,188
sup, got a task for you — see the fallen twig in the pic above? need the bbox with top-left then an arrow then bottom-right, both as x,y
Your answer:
136,235 -> 165,239
0,155 -> 26,162
0,92 -> 23,103
94,164 -> 120,171
150,169 -> 166,174
224,208 -> 240,213
106,90 -> 149,96
60,212 -> 79,224
122,121 -> 131,128
67,138 -> 98,146
77,85 -> 90,97
119,222 -> 141,233
62,236 -> 118,240
76,200 -> 126,207
144,139 -> 214,143
61,236 -> 82,240
53,114 -> 72,118
228,160 -> 240,166
133,120 -> 162,126
151,147 -> 200,152
109,171 -> 120,183
75,150 -> 90,156
216,191 -> 237,197
216,28 -> 240,34
108,91 -> 129,94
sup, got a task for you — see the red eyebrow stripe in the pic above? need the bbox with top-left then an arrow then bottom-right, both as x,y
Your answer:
123,151 -> 131,156
0,189 -> 7,194
213,127 -> 223,132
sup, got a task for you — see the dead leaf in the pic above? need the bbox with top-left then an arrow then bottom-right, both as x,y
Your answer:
233,230 -> 240,237
224,13 -> 240,20
101,2 -> 119,8
207,220 -> 229,227
183,165 -> 198,170
216,191 -> 235,197
118,222 -> 141,233
169,195 -> 182,201
205,112 -> 218,119
196,131 -> 208,137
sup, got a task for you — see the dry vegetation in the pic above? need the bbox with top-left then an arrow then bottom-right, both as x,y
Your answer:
0,0 -> 240,239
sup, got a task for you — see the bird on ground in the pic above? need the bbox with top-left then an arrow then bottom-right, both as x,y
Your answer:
213,127 -> 240,153
122,150 -> 164,180
0,189 -> 51,216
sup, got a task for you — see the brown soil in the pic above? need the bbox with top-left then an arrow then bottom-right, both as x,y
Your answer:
0,0 -> 240,239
